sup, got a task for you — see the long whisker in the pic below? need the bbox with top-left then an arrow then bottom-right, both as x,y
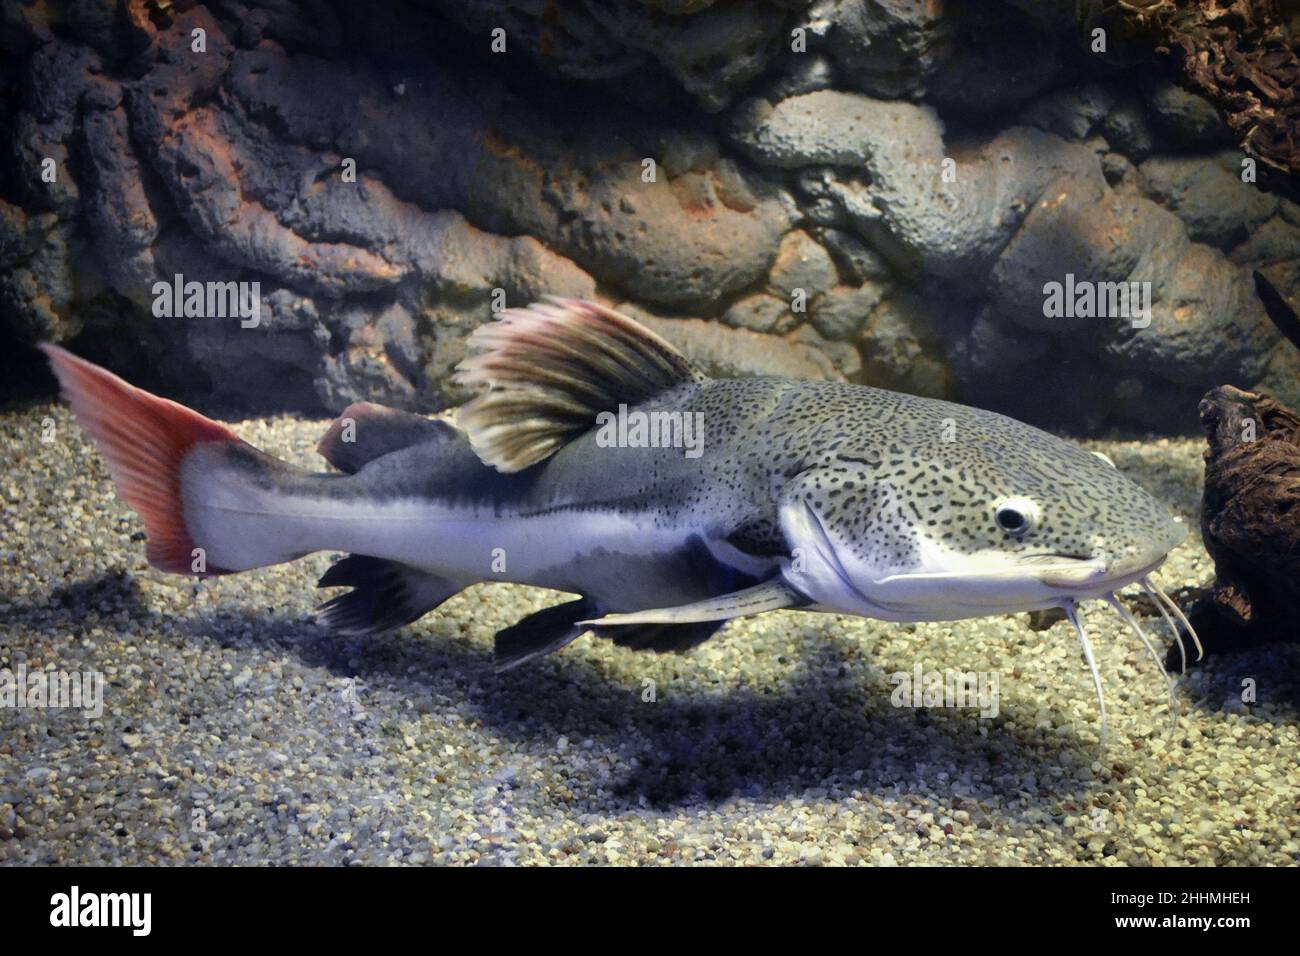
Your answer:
1148,579 -> 1205,662
1063,600 -> 1108,747
1105,592 -> 1179,734
1141,578 -> 1188,673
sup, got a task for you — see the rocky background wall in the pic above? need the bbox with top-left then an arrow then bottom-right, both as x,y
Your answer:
2,0 -> 1298,432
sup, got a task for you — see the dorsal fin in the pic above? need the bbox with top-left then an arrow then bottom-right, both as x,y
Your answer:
454,297 -> 705,473
317,402 -> 455,474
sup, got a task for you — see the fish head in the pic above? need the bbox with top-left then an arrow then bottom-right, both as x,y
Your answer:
778,407 -> 1188,621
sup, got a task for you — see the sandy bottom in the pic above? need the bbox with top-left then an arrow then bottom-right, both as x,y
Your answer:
2,402 -> 1297,865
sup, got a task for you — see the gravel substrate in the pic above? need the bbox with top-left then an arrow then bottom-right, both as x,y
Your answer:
2,401 -> 1298,866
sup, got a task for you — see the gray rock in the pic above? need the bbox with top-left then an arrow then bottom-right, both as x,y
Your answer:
1145,80 -> 1232,148
857,287 -> 955,398
1251,260 -> 1300,351
817,228 -> 893,283
795,166 -> 849,228
1104,99 -> 1157,161
1231,216 -> 1300,268
0,211 -> 76,342
433,0 -> 796,113
821,0 -> 1066,114
820,0 -> 947,100
81,104 -> 162,300
954,305 -> 1052,382
924,6 -> 1066,117
1281,198 -> 1300,229
26,40 -> 100,125
763,54 -> 838,103
624,305 -> 843,382
787,324 -> 862,379
768,229 -> 838,300
645,130 -> 721,179
723,292 -> 789,333
1,0 -> 1288,440
1253,339 -> 1300,413
1103,243 -> 1279,387
1020,83 -> 1117,141
1100,151 -> 1139,189
728,89 -> 946,170
953,323 -> 1120,433
465,139 -> 790,310
810,281 -> 889,340
227,40 -> 791,312
1140,153 -> 1277,250
991,177 -> 1186,334
732,91 -> 1102,281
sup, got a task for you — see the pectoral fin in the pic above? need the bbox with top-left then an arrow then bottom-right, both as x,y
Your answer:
578,578 -> 807,627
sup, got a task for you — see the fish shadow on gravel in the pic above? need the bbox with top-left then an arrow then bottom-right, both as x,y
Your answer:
194,605 -> 1093,813
1173,645 -> 1300,723
34,571 -> 154,620
11,573 -> 1094,813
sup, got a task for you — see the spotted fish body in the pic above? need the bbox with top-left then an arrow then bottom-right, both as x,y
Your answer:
41,299 -> 1193,707
573,377 -> 1183,611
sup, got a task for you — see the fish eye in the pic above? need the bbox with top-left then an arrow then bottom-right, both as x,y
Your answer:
994,498 -> 1039,536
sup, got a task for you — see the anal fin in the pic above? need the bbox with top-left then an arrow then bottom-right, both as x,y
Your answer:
494,601 -> 730,669
494,598 -> 597,671
316,555 -> 460,635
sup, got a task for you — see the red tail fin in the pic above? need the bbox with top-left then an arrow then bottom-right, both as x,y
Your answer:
40,344 -> 241,576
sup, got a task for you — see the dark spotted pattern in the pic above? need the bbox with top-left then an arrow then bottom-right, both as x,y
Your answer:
520,377 -> 1184,574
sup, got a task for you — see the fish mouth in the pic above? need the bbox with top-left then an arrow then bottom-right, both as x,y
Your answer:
852,536 -> 1180,621
1028,551 -> 1170,595
1020,551 -> 1109,588
876,551 -> 1110,587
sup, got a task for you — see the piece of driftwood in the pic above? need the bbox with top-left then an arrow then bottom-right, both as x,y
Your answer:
1193,384 -> 1300,651
1092,0 -> 1300,201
